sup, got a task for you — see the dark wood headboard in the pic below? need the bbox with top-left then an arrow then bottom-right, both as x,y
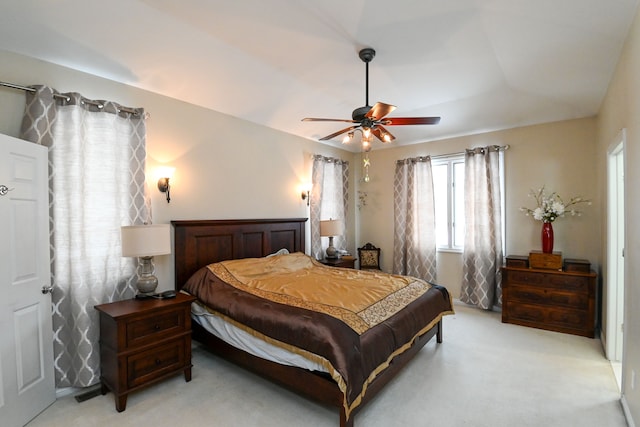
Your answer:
171,218 -> 308,290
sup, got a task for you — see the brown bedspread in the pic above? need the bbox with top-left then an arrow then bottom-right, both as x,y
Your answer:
183,253 -> 453,419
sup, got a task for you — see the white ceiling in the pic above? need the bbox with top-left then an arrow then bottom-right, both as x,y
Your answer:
1,0 -> 638,152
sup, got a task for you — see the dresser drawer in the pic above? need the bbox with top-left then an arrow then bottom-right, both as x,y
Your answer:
545,274 -> 589,292
506,270 -> 589,293
508,284 -> 589,310
507,303 -> 588,331
127,337 -> 187,388
126,307 -> 188,349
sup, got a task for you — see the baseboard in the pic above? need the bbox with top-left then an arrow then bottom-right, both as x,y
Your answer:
74,384 -> 102,402
55,384 -> 102,401
621,394 -> 636,427
55,387 -> 78,398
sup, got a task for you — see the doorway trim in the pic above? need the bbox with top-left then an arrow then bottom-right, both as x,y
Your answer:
605,128 -> 625,369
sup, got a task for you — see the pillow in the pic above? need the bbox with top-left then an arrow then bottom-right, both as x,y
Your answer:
266,248 -> 290,257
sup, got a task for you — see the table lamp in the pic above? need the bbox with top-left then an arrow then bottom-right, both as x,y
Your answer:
320,219 -> 344,259
121,224 -> 171,296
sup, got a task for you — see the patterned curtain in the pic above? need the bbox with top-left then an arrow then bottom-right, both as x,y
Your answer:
310,155 -> 349,259
460,146 -> 504,310
20,86 -> 151,388
392,157 -> 437,282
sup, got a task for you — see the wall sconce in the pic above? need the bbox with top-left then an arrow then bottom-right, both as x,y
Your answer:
300,183 -> 312,206
158,177 -> 171,203
156,166 -> 175,203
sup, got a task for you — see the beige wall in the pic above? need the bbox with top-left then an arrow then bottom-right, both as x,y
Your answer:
598,4 -> 640,423
0,50 -> 356,292
355,118 -> 600,298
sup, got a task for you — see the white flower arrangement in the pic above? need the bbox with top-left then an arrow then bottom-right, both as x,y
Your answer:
520,186 -> 591,223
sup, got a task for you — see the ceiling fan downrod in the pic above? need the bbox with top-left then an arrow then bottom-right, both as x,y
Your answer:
352,48 -> 376,121
360,48 -> 375,108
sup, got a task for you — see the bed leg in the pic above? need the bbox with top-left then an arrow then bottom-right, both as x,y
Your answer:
340,408 -> 353,427
437,320 -> 443,343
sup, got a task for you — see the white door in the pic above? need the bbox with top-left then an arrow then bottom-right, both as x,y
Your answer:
606,136 -> 625,363
0,134 -> 55,426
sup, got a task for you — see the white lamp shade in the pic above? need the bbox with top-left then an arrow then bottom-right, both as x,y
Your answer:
121,224 -> 171,257
320,219 -> 344,237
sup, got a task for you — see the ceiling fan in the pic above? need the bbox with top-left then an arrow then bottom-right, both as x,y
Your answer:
302,48 -> 441,150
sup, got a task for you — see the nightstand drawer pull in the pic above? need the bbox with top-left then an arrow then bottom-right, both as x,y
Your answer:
156,358 -> 162,365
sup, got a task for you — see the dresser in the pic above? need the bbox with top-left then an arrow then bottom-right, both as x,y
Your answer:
501,266 -> 597,338
95,293 -> 197,411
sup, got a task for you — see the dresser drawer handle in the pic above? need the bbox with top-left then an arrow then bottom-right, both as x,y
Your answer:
155,358 -> 162,365
154,324 -> 161,330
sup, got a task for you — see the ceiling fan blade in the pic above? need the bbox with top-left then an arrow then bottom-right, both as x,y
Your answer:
372,126 -> 396,143
365,102 -> 396,120
319,125 -> 360,141
382,116 -> 441,126
302,117 -> 358,123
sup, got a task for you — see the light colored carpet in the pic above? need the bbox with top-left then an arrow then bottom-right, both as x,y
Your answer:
27,302 -> 626,427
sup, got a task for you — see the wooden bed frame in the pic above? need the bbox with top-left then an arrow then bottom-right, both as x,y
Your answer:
172,218 -> 442,427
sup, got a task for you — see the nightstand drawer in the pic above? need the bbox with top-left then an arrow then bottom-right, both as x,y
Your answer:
126,308 -> 187,349
127,337 -> 187,388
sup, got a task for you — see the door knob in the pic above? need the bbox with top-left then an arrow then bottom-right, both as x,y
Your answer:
42,285 -> 53,294
0,185 -> 14,196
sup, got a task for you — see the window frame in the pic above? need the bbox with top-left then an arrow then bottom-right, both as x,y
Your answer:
431,154 -> 465,252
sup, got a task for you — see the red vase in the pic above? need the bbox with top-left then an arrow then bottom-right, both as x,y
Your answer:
541,222 -> 554,254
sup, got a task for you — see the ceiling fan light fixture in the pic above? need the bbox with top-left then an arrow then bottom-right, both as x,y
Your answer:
362,127 -> 371,138
342,132 -> 354,144
361,132 -> 372,152
382,133 -> 391,143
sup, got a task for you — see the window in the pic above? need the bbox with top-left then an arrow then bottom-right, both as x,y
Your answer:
311,155 -> 349,260
432,154 -> 465,251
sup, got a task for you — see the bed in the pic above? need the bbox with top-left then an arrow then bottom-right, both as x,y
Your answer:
172,218 -> 453,427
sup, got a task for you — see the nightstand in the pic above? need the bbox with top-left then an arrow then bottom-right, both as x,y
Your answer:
95,293 -> 197,412
319,257 -> 356,269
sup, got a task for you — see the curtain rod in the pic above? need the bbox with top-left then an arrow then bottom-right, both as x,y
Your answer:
396,144 -> 510,164
0,80 -> 141,115
441,144 -> 510,158
428,144 -> 510,159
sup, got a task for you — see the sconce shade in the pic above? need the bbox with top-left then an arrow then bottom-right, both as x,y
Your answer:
320,219 -> 344,237
121,224 -> 171,257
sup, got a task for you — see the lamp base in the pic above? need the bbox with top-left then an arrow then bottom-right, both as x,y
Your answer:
325,236 -> 339,259
136,256 -> 159,295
